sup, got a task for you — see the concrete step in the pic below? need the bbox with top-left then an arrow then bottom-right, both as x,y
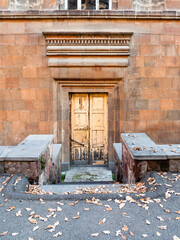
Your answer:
64,166 -> 113,183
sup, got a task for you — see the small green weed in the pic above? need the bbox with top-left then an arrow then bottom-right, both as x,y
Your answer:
61,173 -> 66,183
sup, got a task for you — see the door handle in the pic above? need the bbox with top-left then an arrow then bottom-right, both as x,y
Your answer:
70,138 -> 85,147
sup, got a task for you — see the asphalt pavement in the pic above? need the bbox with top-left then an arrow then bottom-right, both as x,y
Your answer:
0,172 -> 180,240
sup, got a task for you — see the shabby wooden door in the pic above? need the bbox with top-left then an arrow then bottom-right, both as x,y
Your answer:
70,93 -> 108,165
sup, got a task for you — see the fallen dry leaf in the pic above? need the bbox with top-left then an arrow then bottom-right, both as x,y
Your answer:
48,208 -> 56,213
0,231 -> 8,236
142,234 -> 148,238
164,209 -> 171,213
146,220 -> 151,225
116,230 -> 121,236
38,216 -> 47,222
122,225 -> 129,232
129,231 -> 134,236
157,216 -> 164,221
33,226 -> 39,231
120,233 -> 127,239
57,207 -> 62,212
119,202 -> 125,209
68,203 -> 75,206
98,218 -> 106,224
6,205 -> 15,212
106,207 -> 112,211
28,217 -> 37,224
158,225 -> 167,230
4,198 -> 8,202
45,224 -> 52,230
84,208 -> 90,211
64,217 -> 69,222
26,208 -> 31,211
175,211 -> 180,215
156,231 -> 161,236
53,232 -> 62,237
12,232 -> 18,236
16,210 -> 22,217
91,233 -> 99,237
173,236 -> 180,240
175,217 -> 180,220
57,202 -> 64,206
102,230 -> 110,235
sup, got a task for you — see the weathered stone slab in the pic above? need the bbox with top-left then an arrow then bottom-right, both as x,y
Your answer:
0,146 -> 13,161
0,147 -> 14,173
5,135 -> 54,161
158,144 -> 180,159
121,133 -> 167,160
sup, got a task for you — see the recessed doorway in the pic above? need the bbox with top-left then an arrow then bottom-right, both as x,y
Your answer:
70,93 -> 108,166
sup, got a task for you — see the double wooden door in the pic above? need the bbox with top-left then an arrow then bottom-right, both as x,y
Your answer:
70,93 -> 108,165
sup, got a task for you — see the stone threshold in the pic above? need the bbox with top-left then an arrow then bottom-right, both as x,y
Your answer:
64,167 -> 113,183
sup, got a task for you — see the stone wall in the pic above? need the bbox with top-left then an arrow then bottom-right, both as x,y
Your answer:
167,0 -> 180,10
4,161 -> 40,182
121,23 -> 180,144
0,14 -> 180,147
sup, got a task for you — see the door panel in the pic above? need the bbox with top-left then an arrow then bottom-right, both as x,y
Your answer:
70,93 -> 108,165
90,94 -> 108,165
71,94 -> 89,165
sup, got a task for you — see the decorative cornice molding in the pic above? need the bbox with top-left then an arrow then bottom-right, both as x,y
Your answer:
46,38 -> 130,46
43,32 -> 133,67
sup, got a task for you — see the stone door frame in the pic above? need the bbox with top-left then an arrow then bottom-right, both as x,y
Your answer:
52,79 -> 121,171
43,31 -> 133,171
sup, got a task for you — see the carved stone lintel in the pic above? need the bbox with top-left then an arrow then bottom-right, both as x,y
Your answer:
43,32 -> 133,68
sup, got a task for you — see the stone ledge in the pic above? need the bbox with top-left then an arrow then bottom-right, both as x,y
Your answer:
121,133 -> 167,161
5,134 -> 54,161
0,146 -> 15,161
158,144 -> 180,160
0,10 -> 180,20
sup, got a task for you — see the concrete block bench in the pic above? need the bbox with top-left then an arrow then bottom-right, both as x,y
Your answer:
114,133 -> 180,183
0,135 -> 62,184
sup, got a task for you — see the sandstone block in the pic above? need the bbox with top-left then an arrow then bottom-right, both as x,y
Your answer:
0,0 -> 8,9
160,99 -> 174,111
167,110 -> 180,121
137,161 -> 148,180
169,160 -> 180,172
